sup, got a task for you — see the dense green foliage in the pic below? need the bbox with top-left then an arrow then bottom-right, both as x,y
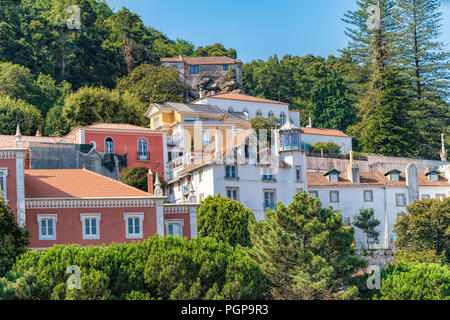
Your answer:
197,195 -> 255,248
116,64 -> 186,105
376,262 -> 450,300
118,166 -> 166,193
394,198 -> 450,263
309,141 -> 341,154
0,95 -> 44,136
352,208 -> 380,249
61,86 -> 146,132
0,199 -> 30,278
0,236 -> 268,300
249,192 -> 366,300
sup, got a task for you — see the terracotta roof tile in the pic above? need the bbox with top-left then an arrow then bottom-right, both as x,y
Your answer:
301,127 -> 350,138
0,135 -> 66,148
25,169 -> 152,199
307,172 -> 450,187
192,93 -> 288,105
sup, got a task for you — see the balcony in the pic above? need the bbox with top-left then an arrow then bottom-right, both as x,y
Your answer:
137,152 -> 150,161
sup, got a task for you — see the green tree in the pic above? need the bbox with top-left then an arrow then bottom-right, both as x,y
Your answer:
394,198 -> 450,263
193,43 -> 237,59
44,104 -> 71,137
250,116 -> 280,148
0,199 -> 30,277
197,195 -> 255,248
352,208 -> 380,249
115,64 -> 186,106
397,0 -> 450,159
309,141 -> 341,154
61,86 -> 146,130
1,236 -> 268,300
0,95 -> 44,136
36,73 -> 72,116
249,192 -> 366,300
119,166 -> 166,193
376,262 -> 450,300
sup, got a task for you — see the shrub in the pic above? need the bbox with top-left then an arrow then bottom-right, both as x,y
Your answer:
0,236 -> 268,300
309,141 -> 341,154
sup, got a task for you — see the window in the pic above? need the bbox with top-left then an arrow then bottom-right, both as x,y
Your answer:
268,111 -> 274,118
190,65 -> 199,74
296,166 -> 302,183
105,137 -> 114,154
200,118 -> 223,123
81,214 -> 100,240
309,191 -> 318,198
223,65 -> 229,71
280,112 -> 286,125
364,190 -> 373,202
330,191 -> 339,203
37,214 -> 57,240
436,194 -> 446,201
422,194 -> 430,200
264,190 -> 276,210
183,116 -> 197,122
202,131 -> 211,146
0,169 -> 7,200
228,107 -> 233,113
166,219 -> 183,237
328,174 -> 339,182
256,110 -> 263,117
124,213 -> 144,239
198,170 -> 203,182
226,187 -> 239,201
261,167 -> 275,181
199,193 -> 205,202
138,138 -> 148,160
428,173 -> 440,181
225,165 -> 238,179
390,173 -> 400,181
396,194 -> 406,207
153,117 -> 159,128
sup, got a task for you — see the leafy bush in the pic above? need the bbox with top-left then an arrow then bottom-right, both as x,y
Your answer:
0,199 -> 30,277
0,95 -> 44,136
309,141 -> 341,154
376,262 -> 450,300
0,236 -> 268,300
119,166 -> 166,193
198,195 -> 255,247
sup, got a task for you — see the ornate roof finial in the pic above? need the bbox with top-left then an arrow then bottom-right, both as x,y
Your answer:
15,124 -> 23,148
154,173 -> 163,196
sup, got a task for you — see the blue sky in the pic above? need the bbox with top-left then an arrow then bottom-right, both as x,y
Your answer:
105,0 -> 450,63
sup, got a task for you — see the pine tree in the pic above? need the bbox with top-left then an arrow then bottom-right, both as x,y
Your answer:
397,0 -> 450,159
353,208 -> 381,249
249,192 -> 366,300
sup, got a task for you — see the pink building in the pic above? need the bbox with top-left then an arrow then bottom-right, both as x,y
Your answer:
0,131 -> 198,250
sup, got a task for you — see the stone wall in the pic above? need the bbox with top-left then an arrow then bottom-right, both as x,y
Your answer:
357,249 -> 394,269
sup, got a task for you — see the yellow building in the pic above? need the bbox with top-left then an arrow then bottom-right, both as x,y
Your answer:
145,102 -> 252,156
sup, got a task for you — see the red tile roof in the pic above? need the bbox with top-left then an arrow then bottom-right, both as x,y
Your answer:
307,172 -> 450,187
82,123 -> 156,131
161,56 -> 241,65
301,127 -> 350,138
192,92 -> 289,105
25,169 -> 152,199
0,135 -> 65,148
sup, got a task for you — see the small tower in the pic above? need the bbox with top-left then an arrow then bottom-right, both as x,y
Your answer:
277,119 -> 305,153
440,134 -> 447,162
187,182 -> 197,203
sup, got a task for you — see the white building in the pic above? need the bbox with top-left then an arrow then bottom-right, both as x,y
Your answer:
166,120 -> 450,249
193,92 -> 301,127
301,127 -> 353,154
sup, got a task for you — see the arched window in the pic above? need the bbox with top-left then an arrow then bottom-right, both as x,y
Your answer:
256,109 -> 263,117
138,138 -> 148,160
280,112 -> 286,125
268,111 -> 274,118
105,137 -> 114,154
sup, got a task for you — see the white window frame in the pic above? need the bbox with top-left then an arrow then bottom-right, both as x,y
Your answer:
124,212 -> 144,239
226,187 -> 239,201
396,194 -> 406,207
0,168 -> 8,201
328,174 -> 339,182
296,166 -> 302,183
80,213 -> 101,240
37,214 -> 57,240
202,130 -> 211,146
165,219 -> 184,237
364,190 -> 373,202
330,191 -> 339,203
104,136 -> 114,154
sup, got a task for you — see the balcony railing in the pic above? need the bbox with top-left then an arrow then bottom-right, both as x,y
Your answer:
137,152 -> 150,161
